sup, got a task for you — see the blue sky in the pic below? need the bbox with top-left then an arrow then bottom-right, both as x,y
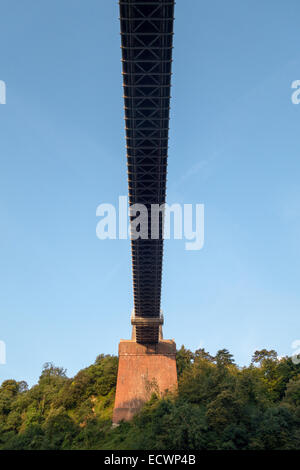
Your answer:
1,0 -> 300,386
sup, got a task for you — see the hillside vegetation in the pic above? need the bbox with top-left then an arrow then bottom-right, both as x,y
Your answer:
1,347 -> 300,450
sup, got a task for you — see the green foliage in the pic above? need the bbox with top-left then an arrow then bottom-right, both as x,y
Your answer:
176,345 -> 194,376
0,348 -> 300,450
215,349 -> 235,366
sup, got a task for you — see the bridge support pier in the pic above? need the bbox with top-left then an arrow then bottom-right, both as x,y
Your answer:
112,339 -> 178,424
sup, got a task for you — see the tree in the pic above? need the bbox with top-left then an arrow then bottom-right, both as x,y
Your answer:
39,363 -> 67,384
252,349 -> 277,365
1,347 -> 300,450
284,376 -> 300,408
194,348 -> 214,363
215,349 -> 235,366
176,346 -> 194,376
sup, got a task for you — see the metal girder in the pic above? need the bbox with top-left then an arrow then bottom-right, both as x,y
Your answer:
119,0 -> 175,343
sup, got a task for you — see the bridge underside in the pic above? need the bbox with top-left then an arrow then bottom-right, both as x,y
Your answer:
120,0 -> 175,343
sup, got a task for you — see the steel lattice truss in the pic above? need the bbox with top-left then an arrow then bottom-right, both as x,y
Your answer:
119,0 -> 175,343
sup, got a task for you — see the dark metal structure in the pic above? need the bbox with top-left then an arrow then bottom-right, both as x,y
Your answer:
119,0 -> 175,343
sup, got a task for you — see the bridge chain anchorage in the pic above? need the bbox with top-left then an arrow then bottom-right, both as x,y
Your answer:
119,0 -> 175,344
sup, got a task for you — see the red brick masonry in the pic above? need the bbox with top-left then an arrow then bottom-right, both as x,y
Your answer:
113,340 -> 178,423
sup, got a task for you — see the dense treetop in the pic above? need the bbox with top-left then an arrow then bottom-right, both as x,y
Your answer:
0,347 -> 300,450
